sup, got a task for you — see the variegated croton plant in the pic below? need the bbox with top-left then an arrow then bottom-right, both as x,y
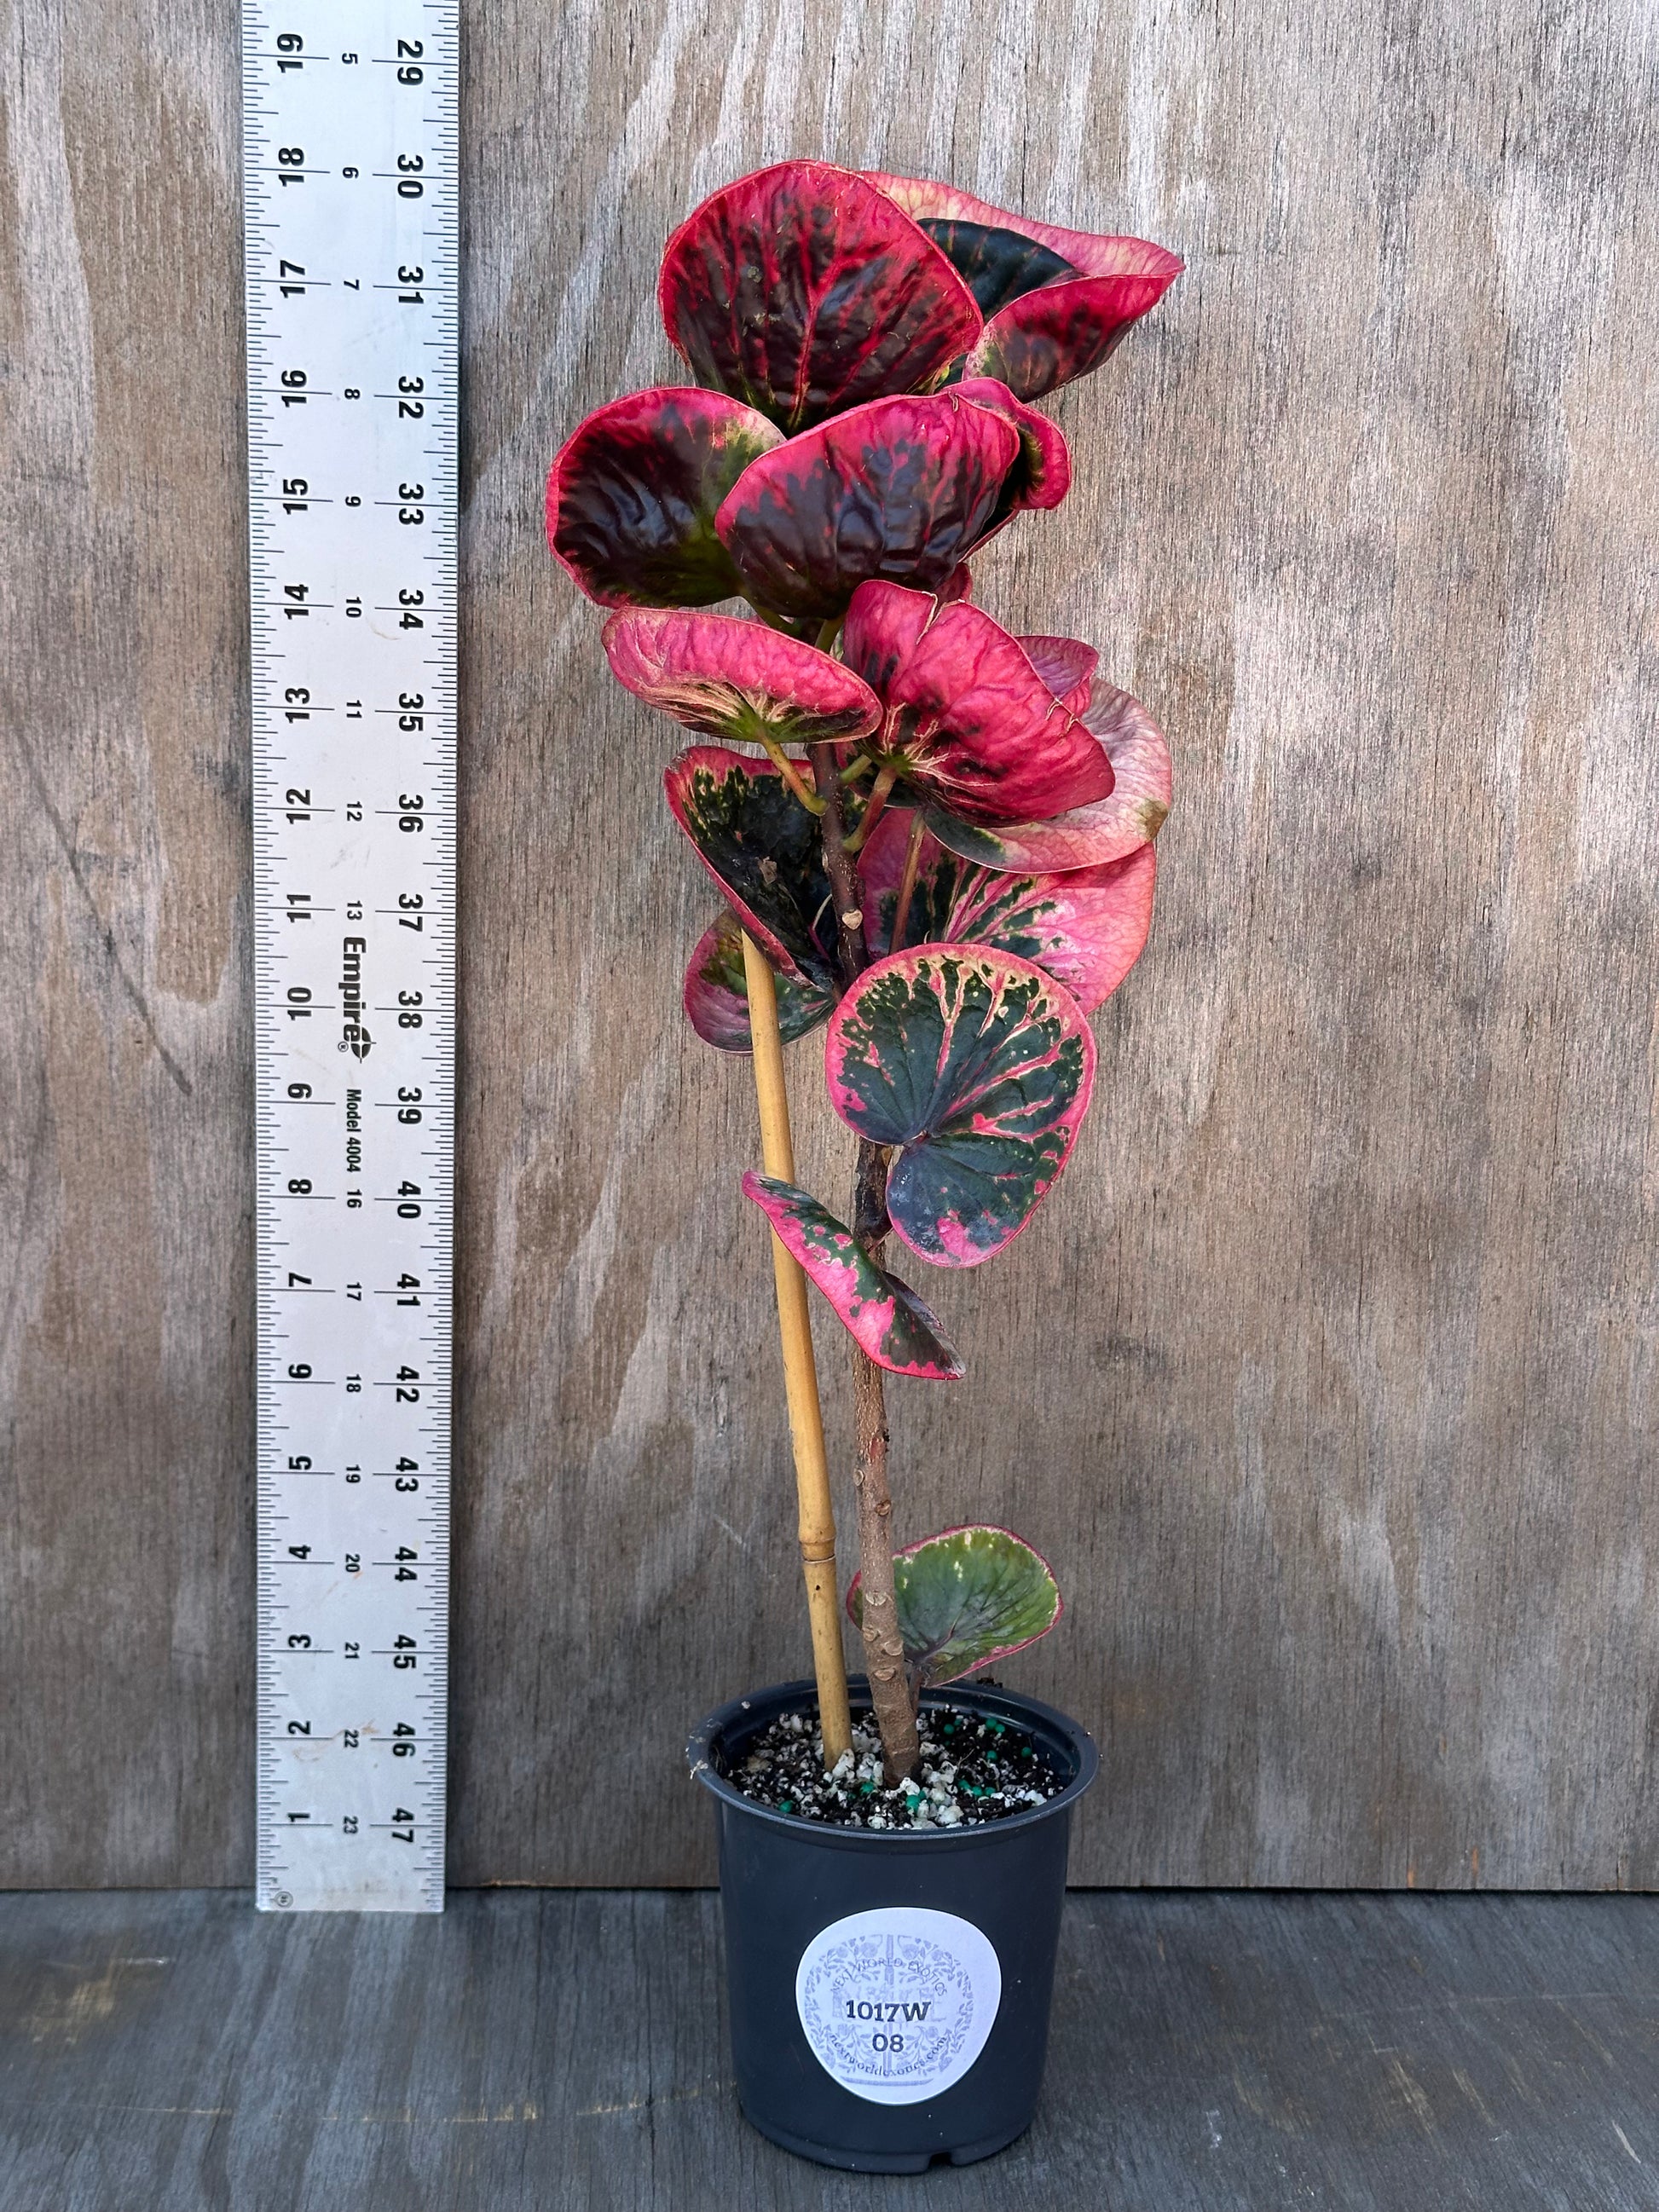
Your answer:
547,162 -> 1179,1782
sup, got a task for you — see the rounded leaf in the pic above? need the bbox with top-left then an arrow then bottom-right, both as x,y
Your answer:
872,172 -> 1180,284
846,1524 -> 1063,1687
546,388 -> 783,608
950,377 -> 1071,520
910,222 -> 1076,316
604,608 -> 880,750
714,389 -> 1046,622
683,911 -> 836,1053
969,269 -> 1183,403
824,945 -> 1096,1268
659,161 -> 982,432
1019,633 -> 1098,716
742,1174 -> 963,1380
923,681 -> 1172,874
867,170 -> 1183,402
664,748 -> 835,987
844,582 -> 1113,826
934,846 -> 1157,1013
859,812 -> 1157,1011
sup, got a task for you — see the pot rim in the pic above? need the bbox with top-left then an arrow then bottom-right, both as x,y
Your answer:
688,1674 -> 1099,1848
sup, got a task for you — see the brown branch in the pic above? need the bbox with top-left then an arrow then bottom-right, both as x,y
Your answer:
850,1318 -> 919,1782
809,740 -> 922,1783
810,739 -> 870,986
848,1144 -> 916,1781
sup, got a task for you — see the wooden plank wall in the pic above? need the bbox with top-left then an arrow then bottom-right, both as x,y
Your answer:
2,0 -> 1655,1890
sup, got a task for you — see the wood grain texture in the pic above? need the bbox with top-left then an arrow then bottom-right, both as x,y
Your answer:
0,0 -> 254,1886
3,0 -> 1657,1886
7,1888 -> 1659,2208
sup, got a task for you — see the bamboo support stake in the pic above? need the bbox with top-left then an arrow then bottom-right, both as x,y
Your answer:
740,930 -> 853,1767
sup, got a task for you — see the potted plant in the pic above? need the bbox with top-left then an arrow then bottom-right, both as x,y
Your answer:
546,160 -> 1180,2173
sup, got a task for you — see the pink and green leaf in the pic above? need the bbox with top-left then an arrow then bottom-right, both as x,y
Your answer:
922,680 -> 1173,875
866,170 -> 1183,402
843,582 -> 1112,826
683,910 -> 836,1053
930,846 -> 1157,1012
546,388 -> 783,608
871,174 -> 1179,286
664,748 -> 836,988
859,812 -> 1156,1011
846,1524 -> 1063,1687
910,221 -> 1076,317
742,1174 -> 963,1380
658,161 -> 982,434
968,268 -> 1183,403
824,946 -> 1095,1268
603,609 -> 880,754
714,387 -> 1058,622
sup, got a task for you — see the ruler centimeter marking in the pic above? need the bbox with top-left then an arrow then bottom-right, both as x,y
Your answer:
243,0 -> 458,1913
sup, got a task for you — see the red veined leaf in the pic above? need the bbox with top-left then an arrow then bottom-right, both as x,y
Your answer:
604,609 -> 880,759
968,267 -> 1184,402
546,387 -> 783,607
658,161 -> 981,432
843,581 -> 1113,825
859,811 -> 1157,1011
714,386 -> 1063,622
865,170 -> 1182,402
922,679 -> 1172,874
871,173 -> 1180,286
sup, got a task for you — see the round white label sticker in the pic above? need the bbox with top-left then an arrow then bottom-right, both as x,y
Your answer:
794,1906 -> 1002,2105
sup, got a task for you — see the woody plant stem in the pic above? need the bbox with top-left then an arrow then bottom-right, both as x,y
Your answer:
808,736 -> 922,1785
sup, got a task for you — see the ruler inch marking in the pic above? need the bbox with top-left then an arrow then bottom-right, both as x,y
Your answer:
243,0 -> 458,1916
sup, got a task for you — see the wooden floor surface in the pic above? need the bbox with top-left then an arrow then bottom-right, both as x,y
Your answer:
3,1889 -> 1657,2210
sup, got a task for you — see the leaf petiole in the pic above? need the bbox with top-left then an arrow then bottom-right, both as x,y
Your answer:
843,764 -> 899,854
754,731 -> 825,814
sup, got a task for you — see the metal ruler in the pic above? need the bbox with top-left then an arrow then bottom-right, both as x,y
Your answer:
242,0 -> 458,1912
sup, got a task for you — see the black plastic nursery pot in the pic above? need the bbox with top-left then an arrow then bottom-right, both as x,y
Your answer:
688,1676 -> 1099,2173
